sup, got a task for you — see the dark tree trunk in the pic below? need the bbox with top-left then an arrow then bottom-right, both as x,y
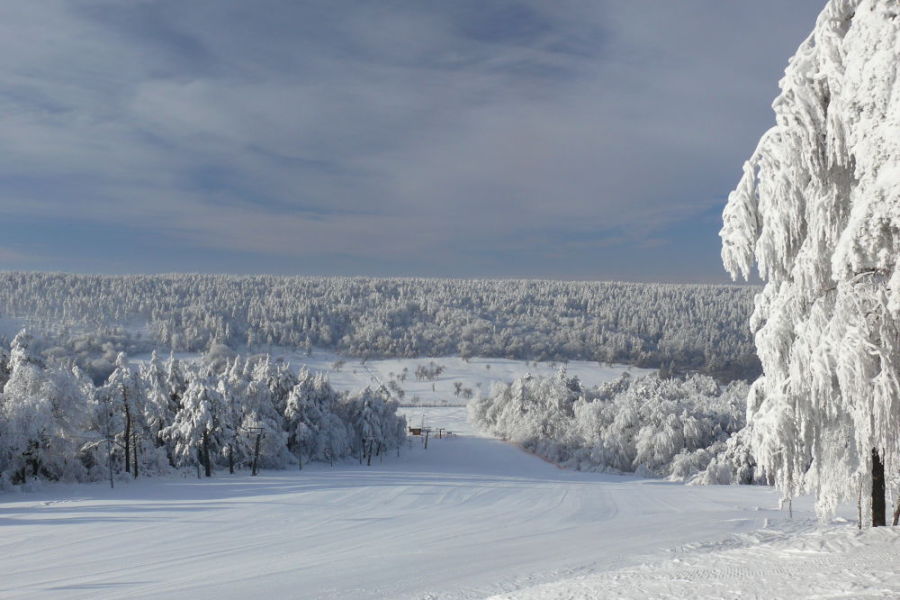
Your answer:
872,447 -> 886,527
203,430 -> 212,477
133,431 -> 140,479
298,442 -> 303,472
228,443 -> 235,475
123,389 -> 132,476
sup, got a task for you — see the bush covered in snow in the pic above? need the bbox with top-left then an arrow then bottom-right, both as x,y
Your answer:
0,332 -> 406,487
470,370 -> 761,483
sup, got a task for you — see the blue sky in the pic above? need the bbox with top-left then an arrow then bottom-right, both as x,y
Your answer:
0,0 -> 825,281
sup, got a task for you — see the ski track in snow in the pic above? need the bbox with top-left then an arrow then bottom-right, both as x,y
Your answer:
0,406 -> 895,599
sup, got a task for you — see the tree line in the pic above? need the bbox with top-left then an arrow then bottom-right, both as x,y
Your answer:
0,332 -> 406,487
0,273 -> 760,383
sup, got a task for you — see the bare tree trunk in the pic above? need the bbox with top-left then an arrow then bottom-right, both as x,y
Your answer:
203,430 -> 212,477
872,448 -> 886,527
123,390 -> 132,476
133,431 -> 140,479
228,443 -> 234,475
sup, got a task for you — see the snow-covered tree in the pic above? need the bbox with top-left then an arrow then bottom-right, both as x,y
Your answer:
103,353 -> 150,477
720,0 -> 900,524
165,352 -> 187,412
241,378 -> 289,470
0,332 -> 87,485
471,371 -> 749,481
140,351 -> 176,459
284,369 -> 333,465
337,387 -> 406,463
161,379 -> 222,476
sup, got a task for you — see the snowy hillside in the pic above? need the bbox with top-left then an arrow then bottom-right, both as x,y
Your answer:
0,273 -> 760,381
0,405 -> 840,600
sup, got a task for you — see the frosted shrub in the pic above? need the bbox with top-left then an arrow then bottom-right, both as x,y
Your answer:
471,371 -> 754,482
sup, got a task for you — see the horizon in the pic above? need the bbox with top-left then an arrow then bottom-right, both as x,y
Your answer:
0,268 -> 762,287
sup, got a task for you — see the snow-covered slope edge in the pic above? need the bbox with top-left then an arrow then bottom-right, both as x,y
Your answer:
489,524 -> 900,600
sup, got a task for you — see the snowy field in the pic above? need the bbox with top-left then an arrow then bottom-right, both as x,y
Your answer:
3,404 -> 892,600
136,348 -> 654,407
262,350 -> 652,406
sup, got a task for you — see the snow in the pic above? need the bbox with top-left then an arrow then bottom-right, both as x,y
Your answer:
133,348 -> 654,407
0,403 -> 845,600
491,525 -> 900,600
297,351 -> 651,404
1,357 -> 894,599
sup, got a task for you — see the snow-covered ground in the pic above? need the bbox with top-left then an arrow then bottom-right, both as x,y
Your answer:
267,350 -> 651,406
491,524 -> 900,600
136,348 -> 654,407
2,404 -> 881,600
2,355 -> 896,598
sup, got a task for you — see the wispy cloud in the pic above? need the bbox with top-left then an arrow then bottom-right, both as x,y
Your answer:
0,0 -> 826,279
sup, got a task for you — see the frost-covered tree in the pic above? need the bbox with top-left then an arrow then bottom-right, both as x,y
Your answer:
103,353 -> 150,477
0,332 -> 88,485
161,379 -> 222,476
470,370 -> 749,481
0,272 -> 761,379
165,352 -> 187,412
285,369 -> 333,465
140,351 -> 176,458
337,387 -> 406,463
241,378 -> 289,469
721,0 -> 900,524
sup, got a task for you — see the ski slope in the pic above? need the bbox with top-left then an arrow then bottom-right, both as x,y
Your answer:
0,406 -> 833,600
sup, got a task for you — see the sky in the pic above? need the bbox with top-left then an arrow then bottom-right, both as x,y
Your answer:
0,0 -> 827,282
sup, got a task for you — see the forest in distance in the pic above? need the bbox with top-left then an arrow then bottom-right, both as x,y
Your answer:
0,272 -> 760,385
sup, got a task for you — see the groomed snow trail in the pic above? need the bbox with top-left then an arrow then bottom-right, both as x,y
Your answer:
2,408 -> 803,600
